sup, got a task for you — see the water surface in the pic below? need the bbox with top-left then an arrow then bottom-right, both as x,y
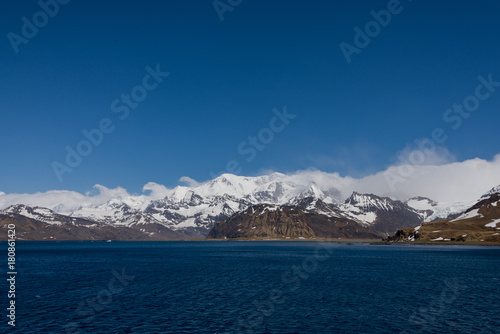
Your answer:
4,241 -> 500,333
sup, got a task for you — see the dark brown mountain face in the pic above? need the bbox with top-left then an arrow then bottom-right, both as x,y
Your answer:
340,193 -> 424,236
467,193 -> 500,215
206,204 -> 380,240
293,195 -> 423,237
367,203 -> 423,236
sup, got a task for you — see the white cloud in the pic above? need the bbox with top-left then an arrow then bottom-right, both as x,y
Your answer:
90,184 -> 130,200
353,154 -> 500,202
179,176 -> 201,187
0,154 -> 499,212
0,189 -> 89,213
0,184 -> 173,214
266,154 -> 500,202
393,144 -> 456,167
142,182 -> 170,199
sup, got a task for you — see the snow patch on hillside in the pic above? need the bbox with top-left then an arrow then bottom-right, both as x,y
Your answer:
485,219 -> 500,228
451,209 -> 482,222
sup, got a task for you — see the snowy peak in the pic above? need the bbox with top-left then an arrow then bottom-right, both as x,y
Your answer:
68,199 -> 180,231
71,201 -> 133,223
2,204 -> 67,225
181,190 -> 203,206
142,192 -> 254,237
286,184 -> 340,207
0,204 -> 111,230
337,192 -> 423,235
298,184 -> 325,200
3,203 -> 48,215
344,192 -> 395,212
293,197 -> 344,218
174,172 -> 345,207
203,173 -> 262,198
480,185 -> 500,200
251,181 -> 290,204
405,196 -> 475,222
405,196 -> 439,221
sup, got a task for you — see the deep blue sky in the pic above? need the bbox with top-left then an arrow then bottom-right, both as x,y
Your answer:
1,0 -> 499,194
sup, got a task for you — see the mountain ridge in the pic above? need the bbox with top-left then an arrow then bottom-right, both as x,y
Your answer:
1,175 -> 499,241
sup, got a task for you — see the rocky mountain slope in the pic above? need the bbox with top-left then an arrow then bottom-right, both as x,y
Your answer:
338,192 -> 422,235
207,194 -> 424,240
206,203 -> 380,240
386,188 -> 500,243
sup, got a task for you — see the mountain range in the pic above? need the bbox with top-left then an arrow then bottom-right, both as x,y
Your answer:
0,173 -> 497,241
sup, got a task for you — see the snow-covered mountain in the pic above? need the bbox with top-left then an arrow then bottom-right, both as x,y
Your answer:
0,204 -> 185,240
70,200 -> 167,228
1,174 -> 498,239
480,185 -> 500,200
339,193 -> 422,235
404,186 -> 500,222
3,204 -> 86,226
64,173 -> 348,237
387,189 -> 500,243
405,197 -> 473,222
340,192 -> 395,224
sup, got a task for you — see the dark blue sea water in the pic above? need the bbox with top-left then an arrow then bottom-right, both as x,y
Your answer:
2,241 -> 500,334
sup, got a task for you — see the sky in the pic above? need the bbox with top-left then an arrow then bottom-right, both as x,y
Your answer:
1,0 -> 499,196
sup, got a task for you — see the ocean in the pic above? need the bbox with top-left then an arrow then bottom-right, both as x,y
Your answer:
4,241 -> 500,333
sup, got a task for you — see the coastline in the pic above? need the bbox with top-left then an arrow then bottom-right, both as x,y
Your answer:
2,238 -> 500,246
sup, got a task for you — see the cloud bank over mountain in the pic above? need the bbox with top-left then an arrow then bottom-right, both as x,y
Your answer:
352,154 -> 500,202
1,154 -> 499,212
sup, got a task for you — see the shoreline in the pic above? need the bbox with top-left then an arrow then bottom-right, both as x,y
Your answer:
2,239 -> 500,246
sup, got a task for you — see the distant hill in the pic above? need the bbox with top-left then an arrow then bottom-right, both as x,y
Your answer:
0,204 -> 186,240
386,189 -> 500,244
